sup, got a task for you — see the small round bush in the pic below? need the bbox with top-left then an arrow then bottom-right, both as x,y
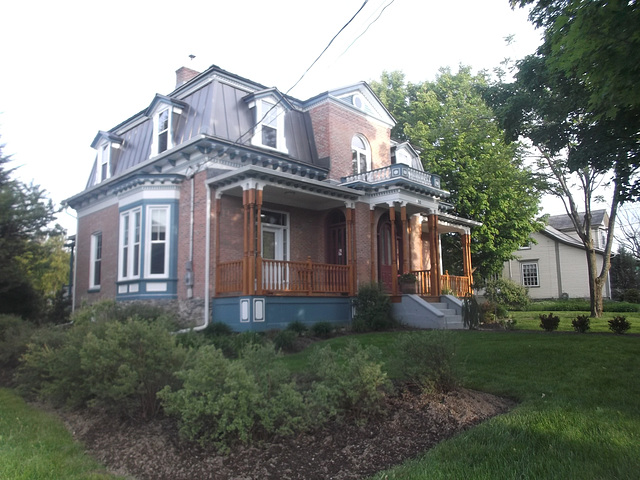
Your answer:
203,321 -> 234,338
310,321 -> 334,338
273,329 -> 297,353
351,283 -> 394,332
286,320 -> 308,335
572,315 -> 591,333
608,316 -> 631,334
484,278 -> 530,311
539,312 -> 560,332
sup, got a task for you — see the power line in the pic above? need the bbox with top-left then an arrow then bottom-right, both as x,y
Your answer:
336,0 -> 396,61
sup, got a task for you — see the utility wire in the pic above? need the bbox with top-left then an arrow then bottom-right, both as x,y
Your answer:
335,0 -> 396,61
234,0 -> 370,145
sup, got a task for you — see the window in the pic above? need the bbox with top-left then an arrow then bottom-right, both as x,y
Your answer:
119,208 -> 141,280
521,262 -> 539,287
157,108 -> 169,154
351,135 -> 371,174
146,206 -> 169,277
251,99 -> 288,153
99,144 -> 109,182
90,232 -> 102,289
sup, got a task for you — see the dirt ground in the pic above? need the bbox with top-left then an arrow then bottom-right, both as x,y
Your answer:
58,388 -> 514,480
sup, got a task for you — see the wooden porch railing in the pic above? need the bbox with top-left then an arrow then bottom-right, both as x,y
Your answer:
411,269 -> 472,297
413,269 -> 432,296
216,258 -> 351,296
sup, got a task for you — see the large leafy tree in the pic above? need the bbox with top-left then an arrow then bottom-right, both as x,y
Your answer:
371,67 -> 544,279
0,137 -> 65,320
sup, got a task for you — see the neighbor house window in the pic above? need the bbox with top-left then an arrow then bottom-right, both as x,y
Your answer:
89,232 -> 102,289
119,208 -> 141,280
351,135 -> 371,174
146,206 -> 170,277
522,262 -> 539,287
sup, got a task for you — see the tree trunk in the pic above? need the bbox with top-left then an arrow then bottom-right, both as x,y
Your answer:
585,247 -> 602,317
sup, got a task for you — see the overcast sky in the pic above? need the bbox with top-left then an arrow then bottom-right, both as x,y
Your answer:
0,0 -> 544,234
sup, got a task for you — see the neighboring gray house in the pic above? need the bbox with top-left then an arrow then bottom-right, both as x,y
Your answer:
502,210 -> 611,299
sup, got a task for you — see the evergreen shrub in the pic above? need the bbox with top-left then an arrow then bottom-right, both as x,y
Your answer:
539,312 -> 560,332
608,316 -> 631,334
572,315 -> 591,333
351,283 -> 394,332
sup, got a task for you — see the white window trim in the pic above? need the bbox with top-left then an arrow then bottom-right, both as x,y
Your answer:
261,209 -> 290,262
250,98 -> 288,154
521,262 -> 539,287
150,105 -> 182,157
352,134 -> 371,174
89,232 -> 102,289
144,205 -> 171,279
119,207 -> 142,281
98,143 -> 110,183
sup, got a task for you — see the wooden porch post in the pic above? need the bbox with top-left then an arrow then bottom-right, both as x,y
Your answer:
255,189 -> 263,295
389,204 -> 399,295
214,193 -> 221,295
345,204 -> 357,296
247,188 -> 256,295
428,213 -> 441,297
370,207 -> 376,284
401,204 -> 410,274
242,189 -> 250,295
462,233 -> 473,294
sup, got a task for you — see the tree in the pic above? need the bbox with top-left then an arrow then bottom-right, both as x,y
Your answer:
616,207 -> 640,261
609,247 -> 640,301
484,49 -> 639,317
0,137 -> 65,320
371,67 -> 544,279
512,0 -> 640,118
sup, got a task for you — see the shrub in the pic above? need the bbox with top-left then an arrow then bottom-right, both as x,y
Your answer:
539,312 -> 560,332
71,300 -> 178,329
623,289 -> 640,304
484,278 -> 530,311
351,283 -> 394,332
572,315 -> 591,333
0,315 -> 35,369
308,340 -> 389,421
273,329 -> 297,353
310,321 -> 334,338
203,321 -> 233,338
392,331 -> 458,393
499,318 -> 517,330
462,294 -> 481,329
286,320 -> 308,335
608,316 -> 631,334
79,317 -> 186,419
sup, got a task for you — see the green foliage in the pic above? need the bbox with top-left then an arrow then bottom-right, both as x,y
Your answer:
310,321 -> 334,338
608,316 -> 631,335
539,312 -> 560,332
273,329 -> 298,353
79,318 -> 186,419
498,318 -> 517,330
484,277 -> 530,310
286,320 -> 308,335
159,343 -> 307,451
203,321 -> 233,337
371,68 -> 544,278
308,340 -> 389,421
462,294 -> 481,329
351,283 -> 394,332
572,315 -> 591,333
526,299 -> 639,313
398,273 -> 417,283
0,315 -> 35,369
623,289 -> 640,304
392,331 -> 458,393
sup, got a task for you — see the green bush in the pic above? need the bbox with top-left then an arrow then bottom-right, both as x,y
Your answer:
539,312 -> 560,332
484,278 -> 530,311
159,343 -> 307,451
310,321 -> 334,338
72,300 -> 178,329
608,316 -> 631,334
526,299 -> 639,313
572,315 -> 591,333
351,283 -> 394,332
462,295 -> 481,329
392,331 -> 458,393
286,320 -> 308,335
499,318 -> 517,330
622,289 -> 640,304
308,340 -> 389,421
0,315 -> 35,369
79,318 -> 186,419
273,329 -> 297,353
203,321 -> 233,338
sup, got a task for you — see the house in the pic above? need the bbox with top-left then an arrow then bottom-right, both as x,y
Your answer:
502,210 -> 611,299
66,64 -> 479,331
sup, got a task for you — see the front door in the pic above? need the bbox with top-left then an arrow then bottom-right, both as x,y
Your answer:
327,210 -> 347,265
262,220 -> 288,290
377,213 -> 403,292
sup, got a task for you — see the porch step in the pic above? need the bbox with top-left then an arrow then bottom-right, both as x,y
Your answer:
391,295 -> 465,330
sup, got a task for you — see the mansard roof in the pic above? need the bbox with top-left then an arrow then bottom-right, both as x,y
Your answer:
90,130 -> 123,149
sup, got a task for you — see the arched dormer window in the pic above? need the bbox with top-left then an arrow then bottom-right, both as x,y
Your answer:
351,135 -> 371,174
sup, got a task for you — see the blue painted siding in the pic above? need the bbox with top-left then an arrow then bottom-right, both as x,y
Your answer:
211,296 -> 352,332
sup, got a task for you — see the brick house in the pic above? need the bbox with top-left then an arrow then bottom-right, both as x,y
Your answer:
66,64 -> 479,330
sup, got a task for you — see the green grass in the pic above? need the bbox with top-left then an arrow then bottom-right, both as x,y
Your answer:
285,330 -> 640,479
509,310 -> 640,333
0,389 -> 123,480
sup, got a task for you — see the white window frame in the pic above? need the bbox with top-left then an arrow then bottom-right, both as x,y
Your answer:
89,232 -> 102,289
98,143 -> 110,183
150,105 -> 182,157
521,262 -> 539,287
351,134 -> 371,174
251,98 -> 288,154
145,205 -> 171,278
119,208 -> 142,280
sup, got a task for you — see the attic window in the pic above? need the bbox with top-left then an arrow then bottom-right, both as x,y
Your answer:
251,99 -> 288,154
157,109 -> 170,153
148,99 -> 185,158
99,144 -> 110,182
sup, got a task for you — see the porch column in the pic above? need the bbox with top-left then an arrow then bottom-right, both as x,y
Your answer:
428,214 -> 441,297
214,193 -> 221,295
461,233 -> 473,294
248,188 -> 256,296
370,207 -> 376,283
345,203 -> 357,296
255,188 -> 263,295
389,204 -> 399,295
242,189 -> 249,295
401,204 -> 410,274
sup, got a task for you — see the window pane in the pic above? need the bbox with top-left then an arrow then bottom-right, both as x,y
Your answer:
263,101 -> 277,127
158,109 -> 169,131
522,263 -> 539,287
262,126 -> 277,148
263,231 -> 275,260
150,243 -> 165,274
133,244 -> 140,276
158,131 -> 168,153
351,136 -> 366,150
359,153 -> 367,174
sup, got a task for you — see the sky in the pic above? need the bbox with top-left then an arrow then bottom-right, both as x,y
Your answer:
0,0 -> 545,235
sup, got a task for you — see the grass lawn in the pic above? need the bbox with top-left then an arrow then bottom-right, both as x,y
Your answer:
509,310 -> 640,333
286,330 -> 640,479
0,389 -> 123,480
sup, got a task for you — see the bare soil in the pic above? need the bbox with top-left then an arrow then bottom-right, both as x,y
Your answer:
57,388 -> 514,480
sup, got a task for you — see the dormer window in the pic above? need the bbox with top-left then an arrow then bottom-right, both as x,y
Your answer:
157,108 -> 170,154
351,135 -> 371,174
91,131 -> 123,185
99,143 -> 110,182
245,91 -> 290,154
145,95 -> 187,158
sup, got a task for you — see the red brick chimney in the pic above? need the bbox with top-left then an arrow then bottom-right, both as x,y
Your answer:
175,67 -> 200,88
